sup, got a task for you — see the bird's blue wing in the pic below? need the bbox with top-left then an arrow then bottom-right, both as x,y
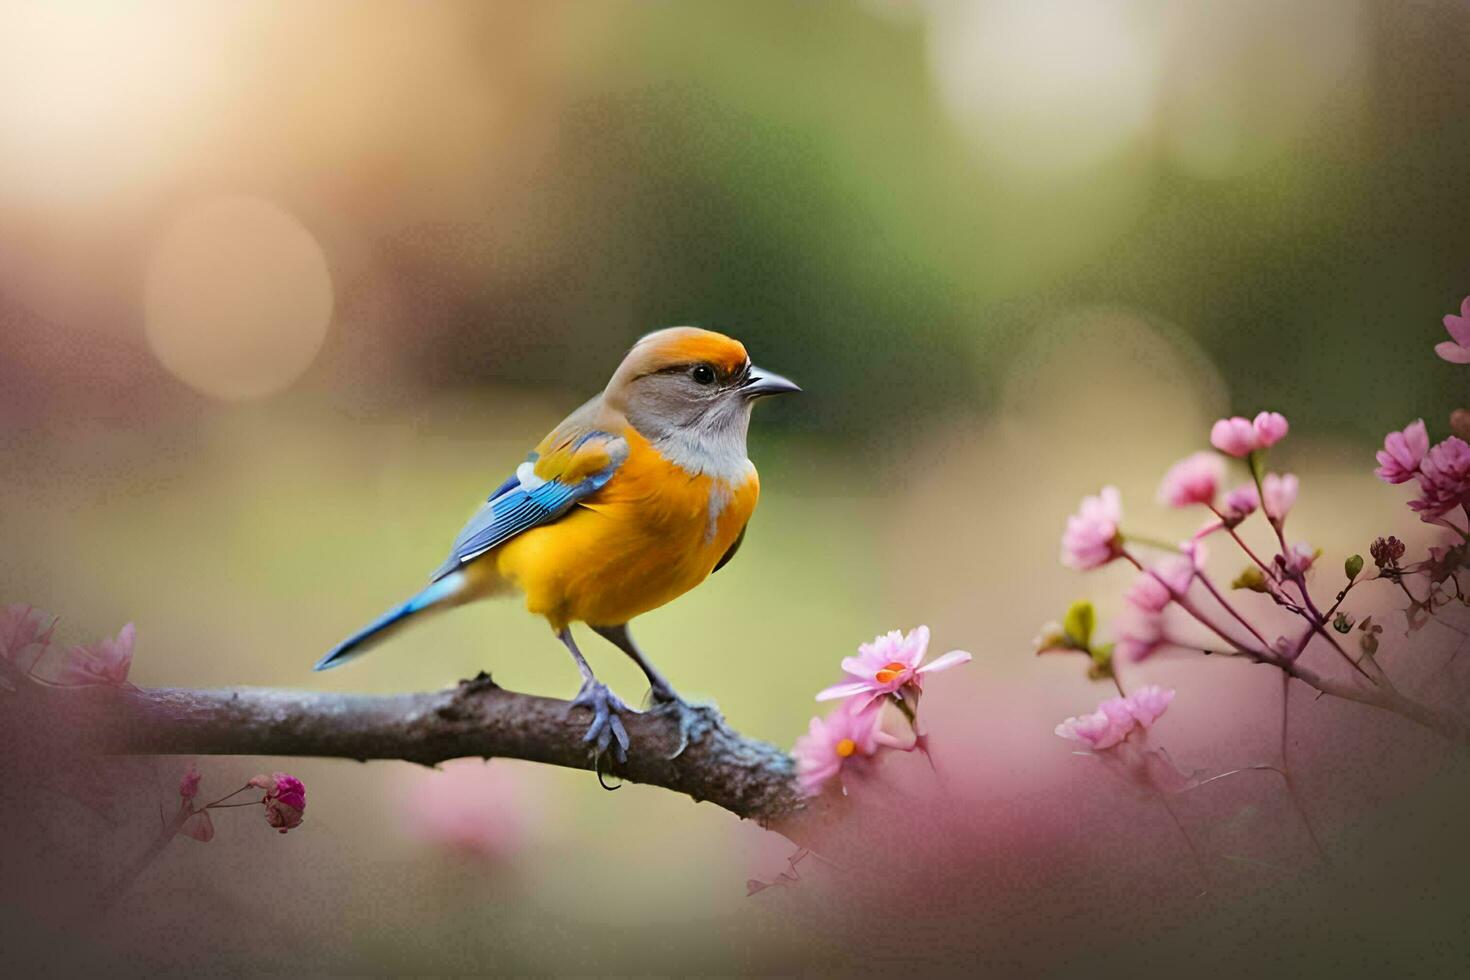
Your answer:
430,429 -> 628,581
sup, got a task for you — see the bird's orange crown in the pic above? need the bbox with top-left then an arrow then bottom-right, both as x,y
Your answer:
631,327 -> 750,380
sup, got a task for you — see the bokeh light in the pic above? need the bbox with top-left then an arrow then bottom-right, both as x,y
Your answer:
925,0 -> 1161,177
143,197 -> 335,401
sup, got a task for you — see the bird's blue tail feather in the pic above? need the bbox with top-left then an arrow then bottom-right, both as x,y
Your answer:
313,572 -> 466,671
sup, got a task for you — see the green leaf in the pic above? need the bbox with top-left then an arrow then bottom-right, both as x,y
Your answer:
1345,554 -> 1363,580
1062,600 -> 1095,649
1248,449 -> 1267,482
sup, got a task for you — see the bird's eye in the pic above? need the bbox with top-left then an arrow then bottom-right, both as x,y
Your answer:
691,364 -> 716,385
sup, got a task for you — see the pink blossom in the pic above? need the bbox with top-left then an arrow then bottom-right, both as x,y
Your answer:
793,699 -> 883,795
179,765 -> 202,801
1210,416 -> 1257,457
1252,411 -> 1289,448
815,626 -> 971,705
402,759 -> 536,861
1125,555 -> 1194,617
1159,551 -> 1200,594
1114,604 -> 1167,662
1261,473 -> 1299,522
1056,696 -> 1135,750
1222,483 -> 1260,519
1125,571 -> 1172,614
1408,437 -> 1470,519
1435,296 -> 1470,364
55,623 -> 134,685
257,772 -> 306,833
1060,486 -> 1124,570
0,604 -> 54,672
1158,452 -> 1224,508
1375,420 -> 1429,484
1125,685 -> 1175,728
1056,687 -> 1176,750
180,809 -> 215,843
1279,542 -> 1317,576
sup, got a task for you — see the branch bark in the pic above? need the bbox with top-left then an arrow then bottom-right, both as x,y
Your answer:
5,672 -> 825,831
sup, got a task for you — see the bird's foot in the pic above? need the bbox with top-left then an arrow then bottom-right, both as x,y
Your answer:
646,692 -> 723,760
568,680 -> 632,764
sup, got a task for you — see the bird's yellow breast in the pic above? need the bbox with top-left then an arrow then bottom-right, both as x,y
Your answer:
487,427 -> 759,629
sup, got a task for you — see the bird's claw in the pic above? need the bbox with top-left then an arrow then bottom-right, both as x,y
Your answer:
647,694 -> 721,760
568,680 -> 632,764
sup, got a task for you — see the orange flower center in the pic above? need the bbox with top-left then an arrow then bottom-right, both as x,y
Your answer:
874,661 -> 909,685
835,738 -> 857,758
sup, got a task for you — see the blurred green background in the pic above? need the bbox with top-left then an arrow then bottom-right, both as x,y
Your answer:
3,1 -> 1469,974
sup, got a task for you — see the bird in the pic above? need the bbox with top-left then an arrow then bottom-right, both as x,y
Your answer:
313,327 -> 800,762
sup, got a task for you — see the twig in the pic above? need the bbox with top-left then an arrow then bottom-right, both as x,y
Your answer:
0,672 -> 820,834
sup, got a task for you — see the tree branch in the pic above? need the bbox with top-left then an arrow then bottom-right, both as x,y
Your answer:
3,671 -> 825,831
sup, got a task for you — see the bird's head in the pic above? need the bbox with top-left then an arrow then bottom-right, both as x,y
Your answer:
604,327 -> 800,467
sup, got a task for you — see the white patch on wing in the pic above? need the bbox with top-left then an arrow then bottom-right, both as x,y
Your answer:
515,460 -> 545,490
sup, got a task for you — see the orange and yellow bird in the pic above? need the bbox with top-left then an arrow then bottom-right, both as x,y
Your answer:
314,327 -> 799,760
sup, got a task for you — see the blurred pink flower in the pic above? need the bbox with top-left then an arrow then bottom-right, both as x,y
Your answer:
1158,452 -> 1224,508
0,604 -> 54,672
1435,296 -> 1470,363
180,809 -> 215,843
1056,687 -> 1176,750
1375,419 -> 1429,484
1060,486 -> 1123,570
1056,696 -> 1135,750
1252,411 -> 1289,448
1261,473 -> 1299,522
1125,554 -> 1194,617
1408,436 -> 1470,520
259,772 -> 306,833
1114,605 -> 1167,662
1210,416 -> 1257,457
179,765 -> 202,801
1222,483 -> 1260,519
1159,551 -> 1200,593
1125,685 -> 1175,728
403,759 -> 535,861
793,698 -> 882,795
814,626 -> 971,705
1125,572 -> 1172,614
55,623 -> 134,685
1279,542 -> 1317,576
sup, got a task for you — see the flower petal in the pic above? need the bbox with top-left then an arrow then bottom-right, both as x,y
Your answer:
180,809 -> 215,843
915,650 -> 972,674
1435,341 -> 1470,364
815,681 -> 874,702
1447,310 -> 1470,347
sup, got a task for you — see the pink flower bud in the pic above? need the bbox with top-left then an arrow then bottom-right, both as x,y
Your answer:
1252,411 -> 1289,448
1261,473 -> 1299,522
179,765 -> 202,801
1279,542 -> 1317,576
1060,486 -> 1124,570
1210,417 -> 1257,457
1158,452 -> 1224,508
1222,483 -> 1260,519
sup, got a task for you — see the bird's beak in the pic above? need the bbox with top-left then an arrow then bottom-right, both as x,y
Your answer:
740,365 -> 802,400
